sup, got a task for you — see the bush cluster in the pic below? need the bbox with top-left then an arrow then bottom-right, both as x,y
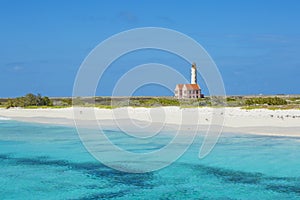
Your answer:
245,97 -> 287,106
127,98 -> 180,107
6,93 -> 53,108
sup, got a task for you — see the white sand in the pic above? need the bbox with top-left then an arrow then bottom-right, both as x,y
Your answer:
1,107 -> 300,137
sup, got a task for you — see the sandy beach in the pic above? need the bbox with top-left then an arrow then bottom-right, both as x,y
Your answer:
1,107 -> 300,137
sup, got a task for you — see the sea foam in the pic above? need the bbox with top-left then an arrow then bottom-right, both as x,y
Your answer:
0,116 -> 11,120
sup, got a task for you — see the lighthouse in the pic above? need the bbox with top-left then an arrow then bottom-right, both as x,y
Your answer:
174,63 -> 203,99
191,63 -> 197,84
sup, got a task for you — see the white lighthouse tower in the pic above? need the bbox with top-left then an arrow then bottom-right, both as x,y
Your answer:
191,63 -> 197,84
174,62 -> 202,99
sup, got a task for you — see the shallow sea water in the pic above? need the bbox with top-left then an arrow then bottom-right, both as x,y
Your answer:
1,119 -> 300,199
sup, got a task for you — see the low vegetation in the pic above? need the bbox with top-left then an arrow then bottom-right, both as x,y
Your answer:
244,97 -> 287,106
5,93 -> 53,109
241,97 -> 299,110
1,94 -> 299,110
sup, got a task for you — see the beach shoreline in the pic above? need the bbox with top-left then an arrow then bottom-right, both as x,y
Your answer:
1,107 -> 300,137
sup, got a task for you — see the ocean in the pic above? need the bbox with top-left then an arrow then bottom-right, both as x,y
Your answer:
1,119 -> 300,199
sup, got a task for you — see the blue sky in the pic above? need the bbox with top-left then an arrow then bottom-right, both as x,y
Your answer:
0,0 -> 300,97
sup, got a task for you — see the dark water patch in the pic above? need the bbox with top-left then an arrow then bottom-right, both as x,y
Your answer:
83,184 -> 102,190
0,154 -> 155,189
190,162 -> 299,184
14,156 -> 71,168
265,176 -> 300,182
204,166 -> 263,184
0,154 -> 11,160
70,190 -> 129,200
266,184 -> 300,195
189,162 -> 300,196
190,163 -> 264,184
158,189 -> 238,200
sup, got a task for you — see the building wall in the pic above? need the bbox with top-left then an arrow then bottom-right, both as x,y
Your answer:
174,89 -> 181,98
174,85 -> 182,98
175,86 -> 202,99
184,89 -> 201,99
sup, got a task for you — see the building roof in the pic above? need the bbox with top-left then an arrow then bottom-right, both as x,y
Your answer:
176,84 -> 200,90
176,84 -> 184,90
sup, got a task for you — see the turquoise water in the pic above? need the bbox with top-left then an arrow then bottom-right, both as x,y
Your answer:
1,119 -> 300,199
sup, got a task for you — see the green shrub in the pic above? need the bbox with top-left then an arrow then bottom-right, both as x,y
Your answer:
5,93 -> 53,108
226,97 -> 236,102
61,98 -> 72,106
245,97 -> 287,106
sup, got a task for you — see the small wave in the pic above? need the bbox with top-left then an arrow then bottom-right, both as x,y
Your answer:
0,117 -> 11,120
